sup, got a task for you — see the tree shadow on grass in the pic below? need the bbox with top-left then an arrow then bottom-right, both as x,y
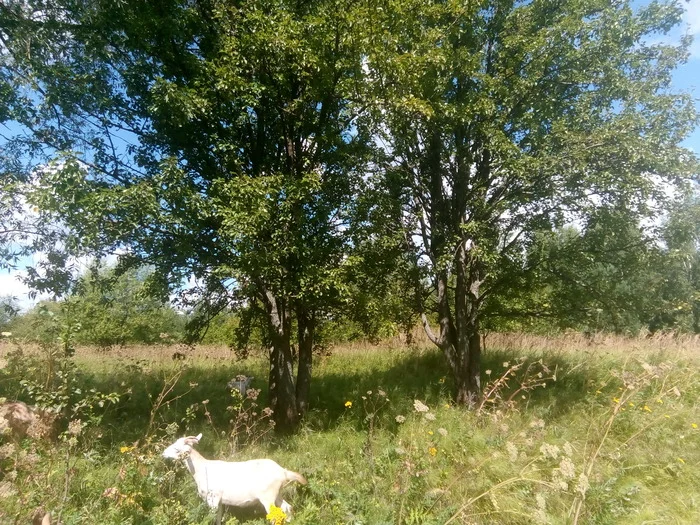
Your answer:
86,359 -> 264,448
83,345 -> 608,447
295,345 -> 606,434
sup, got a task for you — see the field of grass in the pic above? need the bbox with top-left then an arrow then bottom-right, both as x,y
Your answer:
1,333 -> 699,524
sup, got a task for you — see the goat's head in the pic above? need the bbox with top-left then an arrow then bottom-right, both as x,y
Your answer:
162,433 -> 202,460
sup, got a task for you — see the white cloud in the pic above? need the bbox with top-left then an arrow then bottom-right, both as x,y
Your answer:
0,271 -> 31,298
0,269 -> 50,311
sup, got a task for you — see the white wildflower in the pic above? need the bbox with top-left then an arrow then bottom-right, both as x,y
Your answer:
575,473 -> 590,496
0,443 -> 15,460
536,493 -> 546,510
540,443 -> 560,460
534,493 -> 547,523
506,441 -> 518,462
413,400 -> 429,413
67,419 -> 83,436
530,418 -> 546,430
558,457 -> 576,479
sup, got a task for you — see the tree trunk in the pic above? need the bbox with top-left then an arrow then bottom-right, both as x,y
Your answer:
261,288 -> 299,433
418,126 -> 486,407
269,331 -> 298,433
453,241 -> 482,407
296,308 -> 314,418
422,243 -> 484,407
454,329 -> 481,406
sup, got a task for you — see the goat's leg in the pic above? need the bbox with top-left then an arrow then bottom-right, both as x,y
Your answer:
259,497 -> 279,524
278,499 -> 293,521
205,492 -> 223,525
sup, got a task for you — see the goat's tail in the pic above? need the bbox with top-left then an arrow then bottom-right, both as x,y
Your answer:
285,469 -> 308,486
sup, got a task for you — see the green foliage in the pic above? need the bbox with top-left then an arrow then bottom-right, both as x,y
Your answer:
488,192 -> 700,335
1,0 -> 378,429
360,0 -> 699,398
0,295 -> 18,331
0,305 -> 122,422
68,266 -> 186,347
7,267 -> 186,347
2,0 -> 700,412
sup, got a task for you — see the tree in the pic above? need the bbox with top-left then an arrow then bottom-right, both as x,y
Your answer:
70,266 -> 186,347
1,0 -> 370,431
649,192 -> 700,332
523,216 -> 660,334
364,0 -> 698,405
0,295 -> 18,331
509,191 -> 700,336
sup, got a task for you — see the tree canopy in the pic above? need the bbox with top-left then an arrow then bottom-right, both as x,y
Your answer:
361,0 -> 698,403
1,0 -> 698,418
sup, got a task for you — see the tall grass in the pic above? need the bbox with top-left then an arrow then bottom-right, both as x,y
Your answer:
1,334 -> 698,524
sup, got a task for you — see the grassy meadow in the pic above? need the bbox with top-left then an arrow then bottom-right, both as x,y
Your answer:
0,333 -> 699,524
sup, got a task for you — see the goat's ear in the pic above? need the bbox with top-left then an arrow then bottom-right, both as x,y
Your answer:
195,433 -> 202,442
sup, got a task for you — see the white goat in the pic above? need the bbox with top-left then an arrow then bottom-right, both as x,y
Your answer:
162,433 -> 306,524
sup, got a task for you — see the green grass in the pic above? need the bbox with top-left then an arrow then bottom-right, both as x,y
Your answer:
1,338 -> 699,524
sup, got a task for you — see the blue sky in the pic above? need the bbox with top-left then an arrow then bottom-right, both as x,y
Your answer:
2,0 -> 700,310
665,0 -> 700,153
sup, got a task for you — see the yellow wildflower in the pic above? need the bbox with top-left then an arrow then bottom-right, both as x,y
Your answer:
643,406 -> 651,413
120,446 -> 135,454
344,401 -> 352,408
678,457 -> 685,464
428,430 -> 434,435
656,399 -> 663,404
628,402 -> 634,407
613,398 -> 620,404
428,447 -> 437,457
692,423 -> 698,429
266,504 -> 287,525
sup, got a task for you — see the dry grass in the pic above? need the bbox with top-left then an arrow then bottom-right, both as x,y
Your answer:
3,330 -> 699,368
484,331 -> 700,360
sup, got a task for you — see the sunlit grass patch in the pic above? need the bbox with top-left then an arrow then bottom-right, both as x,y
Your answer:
1,338 -> 698,523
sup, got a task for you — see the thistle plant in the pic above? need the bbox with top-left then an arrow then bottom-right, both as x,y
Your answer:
477,358 -> 557,414
226,382 -> 274,452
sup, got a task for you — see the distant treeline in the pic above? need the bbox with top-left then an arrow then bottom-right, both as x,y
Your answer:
3,226 -> 699,349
